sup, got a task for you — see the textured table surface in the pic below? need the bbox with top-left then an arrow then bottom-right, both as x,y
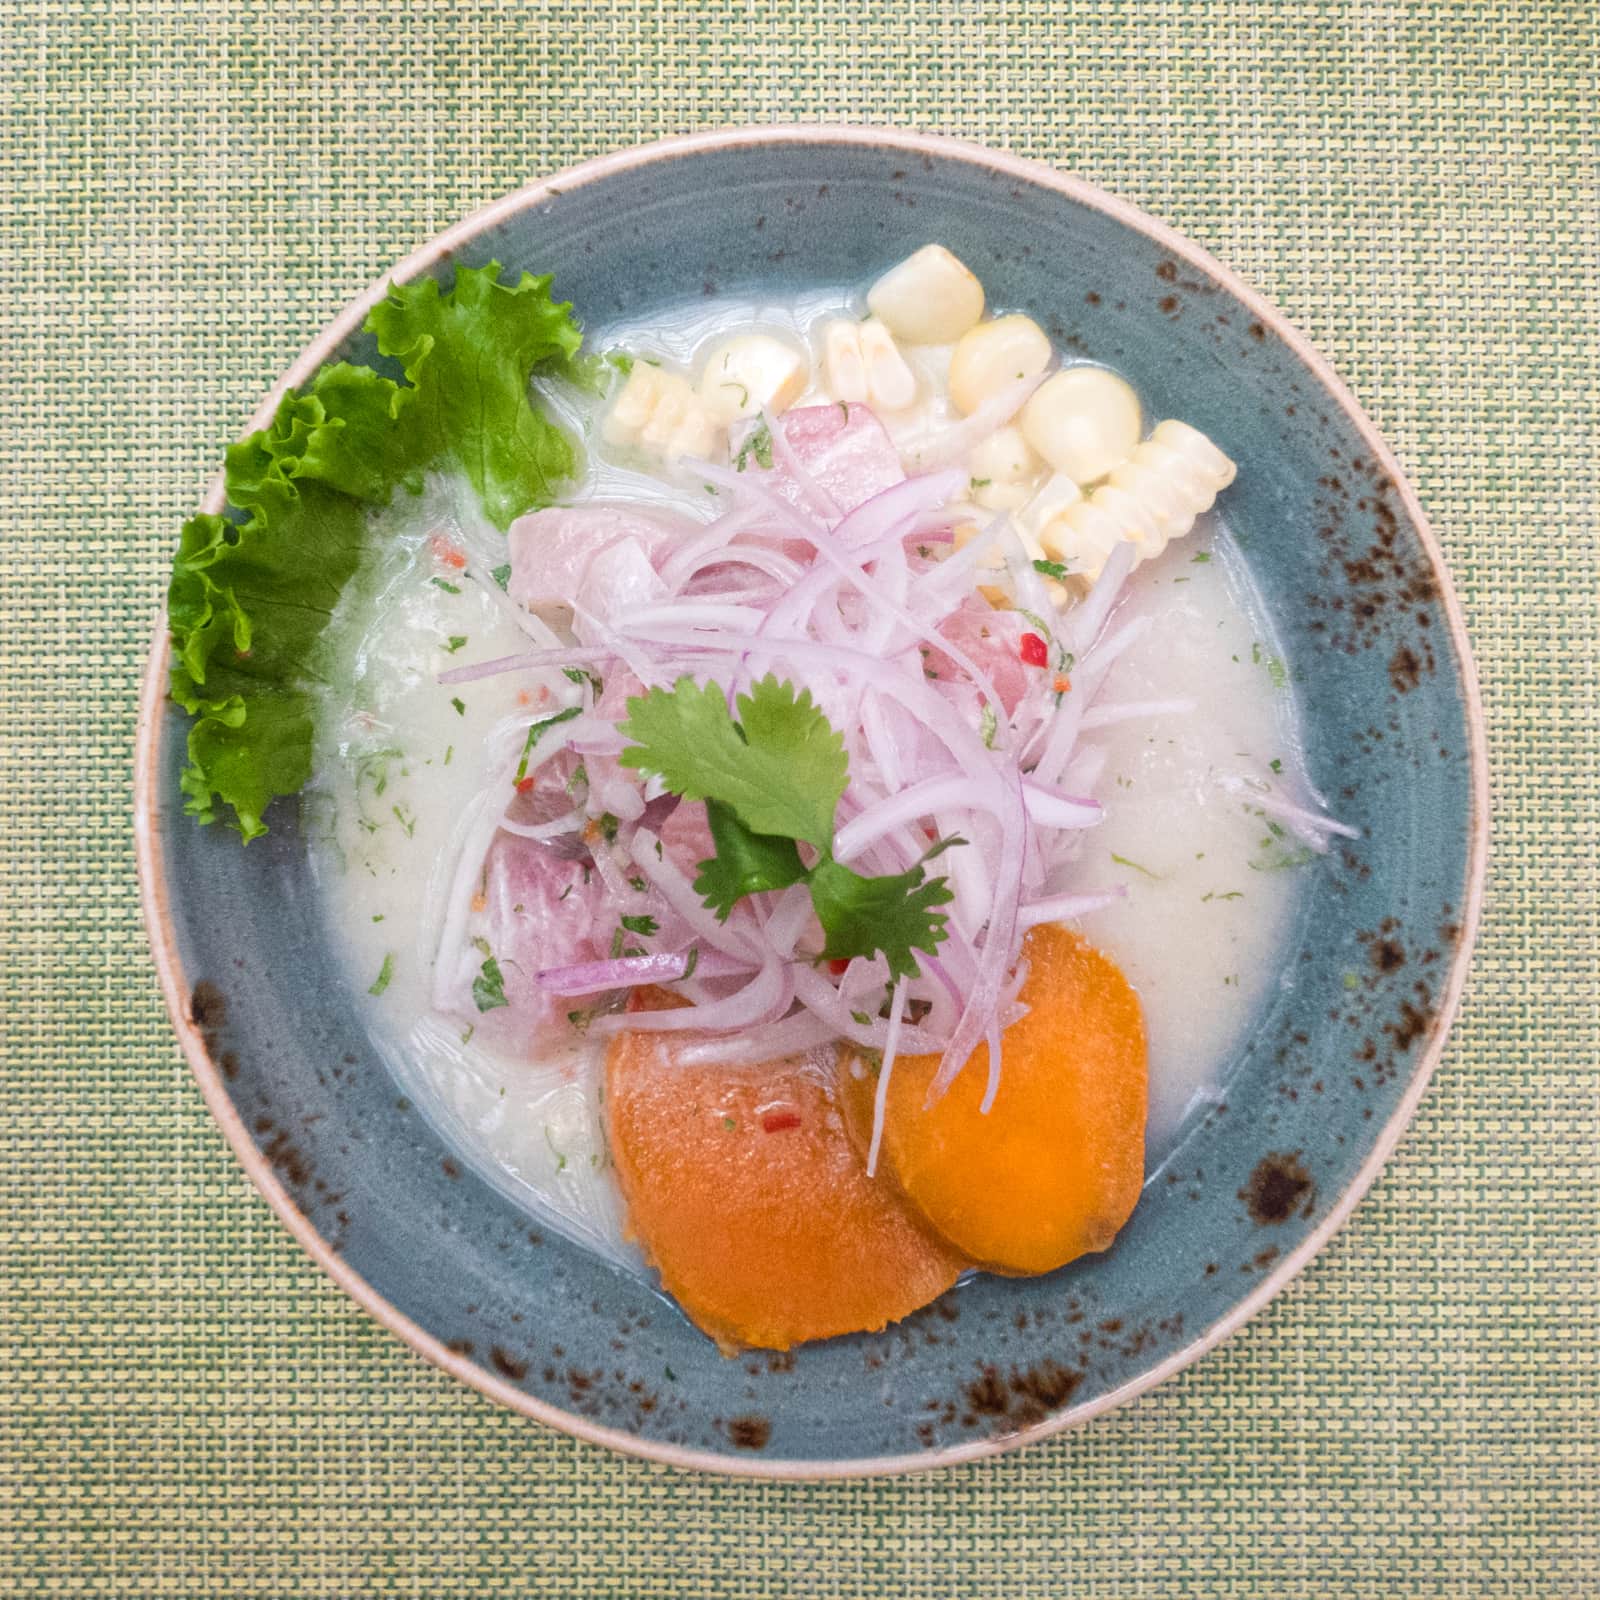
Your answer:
3,2 -> 1597,1594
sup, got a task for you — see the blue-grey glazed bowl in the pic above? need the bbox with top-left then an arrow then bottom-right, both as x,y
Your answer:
136,128 -> 1487,1476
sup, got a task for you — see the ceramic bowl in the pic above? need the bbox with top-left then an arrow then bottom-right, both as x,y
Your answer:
136,127 -> 1486,1477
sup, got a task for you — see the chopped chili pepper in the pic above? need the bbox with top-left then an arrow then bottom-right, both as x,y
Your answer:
761,1109 -> 802,1134
828,958 -> 850,976
1053,673 -> 1073,694
515,776 -> 536,794
1020,632 -> 1049,667
430,533 -> 468,570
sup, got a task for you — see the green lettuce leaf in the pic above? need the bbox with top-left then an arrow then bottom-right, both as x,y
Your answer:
168,264 -> 582,839
366,262 -> 583,530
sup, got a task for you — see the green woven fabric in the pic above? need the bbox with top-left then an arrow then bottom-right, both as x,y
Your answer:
3,1 -> 1596,1593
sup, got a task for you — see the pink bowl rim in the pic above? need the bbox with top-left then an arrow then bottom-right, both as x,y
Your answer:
133,123 -> 1489,1480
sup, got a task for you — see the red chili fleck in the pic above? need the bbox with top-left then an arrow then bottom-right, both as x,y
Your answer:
828,958 -> 850,976
1053,673 -> 1073,694
761,1109 -> 802,1134
431,534 -> 468,570
514,776 -> 535,794
1020,632 -> 1049,667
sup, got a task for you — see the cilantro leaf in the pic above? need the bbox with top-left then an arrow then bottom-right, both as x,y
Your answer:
366,262 -> 583,530
168,263 -> 584,840
808,859 -> 953,982
692,799 -> 809,920
472,954 -> 509,1011
619,675 -> 847,849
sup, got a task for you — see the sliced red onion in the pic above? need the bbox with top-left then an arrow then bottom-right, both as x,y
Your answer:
1020,781 -> 1103,829
866,980 -> 909,1178
439,645 -> 615,686
1216,774 -> 1360,849
1016,888 -> 1125,930
599,957 -> 792,1035
536,947 -> 754,996
895,373 -> 1046,470
1069,539 -> 1135,655
674,1010 -> 840,1067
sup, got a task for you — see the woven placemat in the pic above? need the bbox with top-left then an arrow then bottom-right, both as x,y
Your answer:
3,1 -> 1596,1594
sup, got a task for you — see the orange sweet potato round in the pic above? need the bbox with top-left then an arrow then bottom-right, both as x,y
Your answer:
843,924 -> 1148,1276
605,992 -> 966,1352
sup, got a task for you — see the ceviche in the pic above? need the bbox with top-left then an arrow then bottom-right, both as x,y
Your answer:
169,246 -> 1351,1351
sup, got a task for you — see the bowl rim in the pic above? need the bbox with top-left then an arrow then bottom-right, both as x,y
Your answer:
133,123 -> 1489,1480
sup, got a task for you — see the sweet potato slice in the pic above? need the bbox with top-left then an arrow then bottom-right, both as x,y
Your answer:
843,925 -> 1148,1275
605,992 -> 966,1352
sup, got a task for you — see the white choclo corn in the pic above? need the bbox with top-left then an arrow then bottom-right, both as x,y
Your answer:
697,334 -> 809,426
866,245 -> 985,345
1038,497 -> 1126,583
968,425 -> 1043,510
604,365 -> 719,463
821,320 -> 870,404
1088,483 -> 1165,561
1015,471 -> 1083,539
1019,366 -> 1143,485
948,315 -> 1053,415
858,319 -> 918,411
821,319 -> 918,412
1040,417 -> 1237,581
1150,418 -> 1237,489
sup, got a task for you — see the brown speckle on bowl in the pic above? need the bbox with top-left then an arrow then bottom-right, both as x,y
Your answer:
1240,1152 -> 1316,1225
727,1414 -> 771,1450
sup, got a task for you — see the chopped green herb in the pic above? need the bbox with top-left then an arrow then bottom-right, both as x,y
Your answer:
980,704 -> 999,748
597,811 -> 620,843
368,953 -> 395,995
391,803 -> 416,837
566,1008 -> 593,1032
609,927 -> 625,959
1269,758 -> 1283,774
1191,551 -> 1212,564
431,577 -> 461,594
626,873 -> 648,892
460,1023 -> 475,1045
970,476 -> 992,489
443,635 -> 468,653
681,947 -> 699,980
371,913 -> 384,923
514,704 -> 582,782
543,1125 -> 568,1173
722,1116 -> 737,1132
491,563 -> 512,592
1111,852 -> 1162,880
472,954 -> 509,1011
607,350 -> 635,376
620,913 -> 658,937
566,761 -> 589,795
1032,558 -> 1071,581
851,1010 -> 872,1026
1249,843 -> 1317,873
450,697 -> 466,716
734,419 -> 774,472
1201,890 -> 1244,902
720,379 -> 752,407
443,744 -> 453,765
